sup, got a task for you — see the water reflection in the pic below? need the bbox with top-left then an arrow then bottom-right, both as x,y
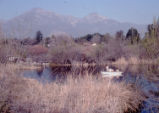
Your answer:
113,64 -> 159,81
113,65 -> 159,113
23,64 -> 159,112
36,68 -> 43,76
23,68 -> 54,83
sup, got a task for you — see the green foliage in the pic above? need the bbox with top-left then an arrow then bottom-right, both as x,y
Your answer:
75,34 -> 93,43
147,17 -> 159,38
141,37 -> 159,59
126,28 -> 140,44
141,17 -> 159,59
75,33 -> 109,44
35,31 -> 43,44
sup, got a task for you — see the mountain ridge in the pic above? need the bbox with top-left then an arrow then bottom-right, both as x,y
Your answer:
2,8 -> 147,38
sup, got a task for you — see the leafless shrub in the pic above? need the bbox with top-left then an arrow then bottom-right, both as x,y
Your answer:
48,34 -> 89,63
90,38 -> 124,63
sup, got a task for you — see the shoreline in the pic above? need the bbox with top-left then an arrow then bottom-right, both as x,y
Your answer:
5,58 -> 159,71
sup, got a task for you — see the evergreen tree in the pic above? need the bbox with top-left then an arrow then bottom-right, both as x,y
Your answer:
126,27 -> 140,44
36,31 -> 43,44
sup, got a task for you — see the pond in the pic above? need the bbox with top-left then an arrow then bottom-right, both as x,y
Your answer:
23,64 -> 159,113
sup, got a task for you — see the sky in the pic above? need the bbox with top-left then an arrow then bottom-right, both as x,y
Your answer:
0,0 -> 159,24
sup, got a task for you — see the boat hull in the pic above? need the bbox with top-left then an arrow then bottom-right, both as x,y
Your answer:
101,71 -> 122,78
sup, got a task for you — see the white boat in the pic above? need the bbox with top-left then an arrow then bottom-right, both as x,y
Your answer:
101,71 -> 123,78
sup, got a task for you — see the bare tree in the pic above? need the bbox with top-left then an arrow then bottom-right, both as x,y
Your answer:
115,30 -> 125,41
91,33 -> 101,43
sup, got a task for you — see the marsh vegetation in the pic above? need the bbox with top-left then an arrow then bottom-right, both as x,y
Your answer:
0,18 -> 159,113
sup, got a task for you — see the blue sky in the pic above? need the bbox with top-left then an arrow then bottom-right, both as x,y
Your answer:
0,0 -> 159,24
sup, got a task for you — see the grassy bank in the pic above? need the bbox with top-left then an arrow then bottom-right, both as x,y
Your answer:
0,65 -> 143,113
112,57 -> 157,65
2,63 -> 43,70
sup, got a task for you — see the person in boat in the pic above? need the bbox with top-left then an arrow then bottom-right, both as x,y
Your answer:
106,66 -> 114,72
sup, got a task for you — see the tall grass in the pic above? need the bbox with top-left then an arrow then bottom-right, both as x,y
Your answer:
0,65 -> 143,113
113,57 -> 156,65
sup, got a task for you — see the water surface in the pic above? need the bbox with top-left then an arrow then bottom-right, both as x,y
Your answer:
23,64 -> 159,113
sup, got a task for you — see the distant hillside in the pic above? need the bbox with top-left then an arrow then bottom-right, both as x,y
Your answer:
2,8 -> 147,38
0,19 -> 4,25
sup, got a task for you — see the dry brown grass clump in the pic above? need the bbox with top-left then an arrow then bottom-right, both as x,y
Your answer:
113,57 -> 156,65
0,65 -> 143,113
113,57 -> 128,65
114,57 -> 140,65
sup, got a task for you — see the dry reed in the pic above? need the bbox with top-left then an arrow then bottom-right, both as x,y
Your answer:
113,57 -> 156,65
0,65 -> 143,113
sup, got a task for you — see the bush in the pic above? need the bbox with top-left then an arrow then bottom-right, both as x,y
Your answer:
141,37 -> 159,59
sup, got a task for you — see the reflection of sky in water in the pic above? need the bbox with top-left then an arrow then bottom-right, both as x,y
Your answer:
120,73 -> 159,113
23,68 -> 55,83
